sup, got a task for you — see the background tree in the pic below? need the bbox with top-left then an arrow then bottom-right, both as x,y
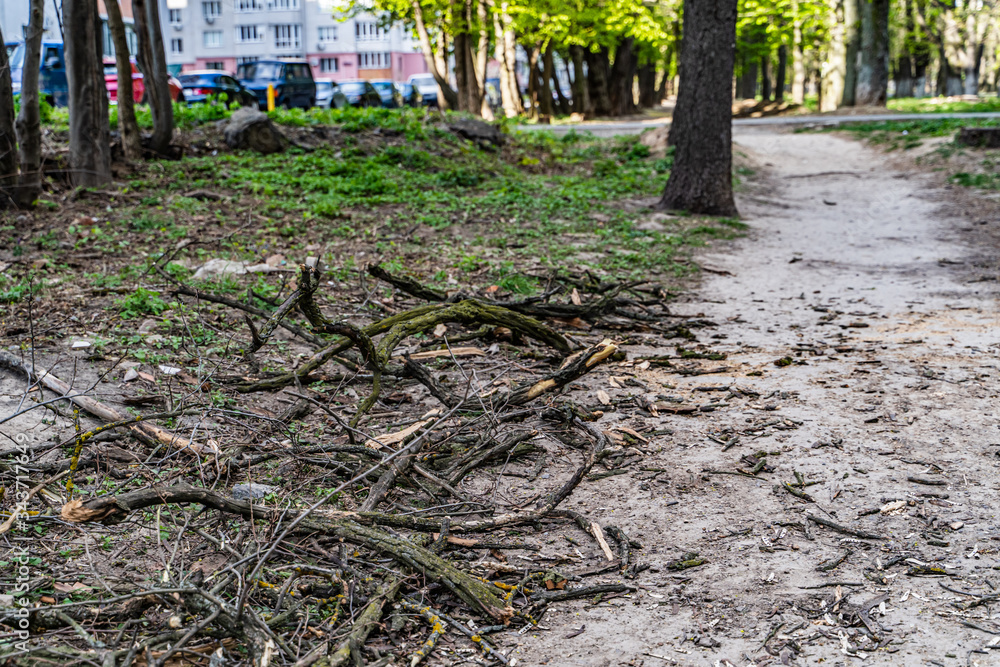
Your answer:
133,0 -> 173,154
105,0 -> 142,162
658,0 -> 738,217
64,0 -> 111,187
0,21 -> 17,206
14,0 -> 45,207
856,0 -> 889,105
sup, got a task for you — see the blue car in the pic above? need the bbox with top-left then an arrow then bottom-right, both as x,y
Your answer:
8,41 -> 68,107
237,60 -> 316,110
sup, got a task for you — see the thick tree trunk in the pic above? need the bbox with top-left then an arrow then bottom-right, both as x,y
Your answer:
638,63 -> 657,107
0,22 -> 17,206
791,8 -> 806,104
586,48 -> 613,116
133,0 -> 173,153
64,0 -> 111,187
658,0 -> 738,217
775,44 -> 787,102
493,5 -> 521,118
609,37 -> 637,116
412,1 -> 458,110
474,0 -> 491,118
760,55 -> 772,101
842,0 -> 860,106
963,14 -> 980,96
15,0 -> 45,206
545,48 -> 569,115
895,56 -> 914,97
452,0 -> 472,113
739,56 -> 758,99
105,0 -> 142,162
569,45 -> 591,116
856,0 -> 889,106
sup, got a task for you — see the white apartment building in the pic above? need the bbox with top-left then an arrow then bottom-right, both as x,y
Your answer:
160,0 -> 428,82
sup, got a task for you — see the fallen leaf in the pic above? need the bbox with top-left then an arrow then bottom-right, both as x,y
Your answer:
137,371 -> 156,382
54,582 -> 92,593
570,288 -> 582,305
40,596 -> 55,604
596,389 -> 611,405
485,285 -> 500,293
608,377 -> 621,388
433,323 -> 448,337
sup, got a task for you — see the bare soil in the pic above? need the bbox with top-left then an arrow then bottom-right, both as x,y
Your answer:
513,128 -> 1000,666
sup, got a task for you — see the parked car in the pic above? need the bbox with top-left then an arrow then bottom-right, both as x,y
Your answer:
5,41 -> 19,58
177,71 -> 256,108
102,56 -> 185,104
314,78 -> 349,109
237,60 -> 315,110
369,80 -> 403,108
336,80 -> 382,108
399,82 -> 422,107
407,73 -> 438,107
9,41 -> 68,106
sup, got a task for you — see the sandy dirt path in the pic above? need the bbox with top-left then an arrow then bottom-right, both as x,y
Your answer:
512,129 -> 1000,666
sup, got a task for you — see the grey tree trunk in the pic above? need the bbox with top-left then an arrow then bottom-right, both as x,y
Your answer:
0,21 -> 18,206
638,63 -> 657,107
791,9 -> 806,104
658,0 -> 738,217
545,48 -> 569,115
536,48 -> 553,117
775,44 -> 787,101
896,56 -> 914,97
133,0 -> 173,153
15,0 -> 45,206
105,0 -> 142,162
569,45 -> 592,116
586,48 -> 612,116
609,37 -> 637,116
411,1 -> 458,109
64,0 -> 111,187
842,0 -> 860,106
493,4 -> 521,117
856,0 -> 889,106
760,55 -> 772,101
821,0 -> 845,111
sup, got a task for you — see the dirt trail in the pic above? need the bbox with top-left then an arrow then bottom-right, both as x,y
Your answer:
515,129 -> 1000,666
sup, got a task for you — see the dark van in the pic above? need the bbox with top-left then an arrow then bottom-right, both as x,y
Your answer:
9,41 -> 68,107
237,60 -> 316,110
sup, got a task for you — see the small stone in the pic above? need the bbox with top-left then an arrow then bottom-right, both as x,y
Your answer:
138,319 -> 158,334
123,368 -> 139,382
950,521 -> 965,531
232,483 -> 277,500
0,595 -> 13,607
71,340 -> 91,349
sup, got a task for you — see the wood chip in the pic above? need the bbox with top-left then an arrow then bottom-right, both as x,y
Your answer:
400,347 -> 486,360
590,521 -> 615,561
596,390 -> 612,405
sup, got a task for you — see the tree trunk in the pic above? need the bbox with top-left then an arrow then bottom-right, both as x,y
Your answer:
658,0 -> 738,217
657,47 -> 674,100
791,6 -> 806,104
739,55 -> 758,99
0,21 -> 18,206
546,48 -> 569,115
963,13 -> 980,96
570,45 -> 592,116
411,1 -> 458,110
638,63 -> 657,107
775,44 -> 787,101
760,55 -> 772,101
64,0 -> 111,187
452,0 -> 471,113
821,0 -> 845,111
586,48 -> 612,116
475,0 -> 491,119
895,56 -> 914,97
105,0 -> 142,162
609,37 -> 637,116
15,0 -> 45,206
494,5 -> 521,117
842,0 -> 860,106
856,0 -> 889,106
536,53 -> 553,117
133,0 -> 173,153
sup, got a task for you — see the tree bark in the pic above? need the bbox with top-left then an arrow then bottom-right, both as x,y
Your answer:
609,37 -> 637,116
474,0 -> 491,118
133,0 -> 173,153
821,0 -> 845,111
791,0 -> 806,104
842,0 -> 860,106
0,21 -> 17,207
536,52 -> 553,117
544,48 -> 568,115
775,44 -> 787,102
105,0 -> 142,162
411,1 -> 458,110
760,55 -> 772,101
856,0 -> 889,106
895,56 -> 914,97
739,55 -> 758,99
64,0 -> 111,187
569,45 -> 591,116
586,48 -> 612,116
638,63 -> 658,107
657,0 -> 738,217
15,0 -> 45,206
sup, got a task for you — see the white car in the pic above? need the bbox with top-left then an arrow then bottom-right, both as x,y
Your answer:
407,73 -> 439,107
314,78 -> 348,109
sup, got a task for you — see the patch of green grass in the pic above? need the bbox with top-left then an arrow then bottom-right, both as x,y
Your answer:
115,288 -> 170,319
887,97 -> 1000,114
950,171 -> 1000,189
814,118 -> 1000,150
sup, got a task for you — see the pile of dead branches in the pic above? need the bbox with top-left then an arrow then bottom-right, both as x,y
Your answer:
0,262 -> 670,666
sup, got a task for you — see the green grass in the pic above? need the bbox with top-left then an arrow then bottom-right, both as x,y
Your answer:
813,117 -> 1000,150
887,97 -> 1000,114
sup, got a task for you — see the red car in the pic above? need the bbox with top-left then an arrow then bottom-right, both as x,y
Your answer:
103,57 -> 184,104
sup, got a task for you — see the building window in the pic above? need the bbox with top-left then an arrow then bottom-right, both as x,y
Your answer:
318,26 -> 337,43
358,52 -> 389,69
355,22 -> 384,41
205,61 -> 224,70
202,1 -> 222,19
273,24 -> 301,50
236,56 -> 260,64
170,38 -> 183,54
236,25 -> 265,42
270,0 -> 299,9
168,9 -> 182,24
319,57 -> 338,73
235,0 -> 263,12
203,30 -> 222,48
